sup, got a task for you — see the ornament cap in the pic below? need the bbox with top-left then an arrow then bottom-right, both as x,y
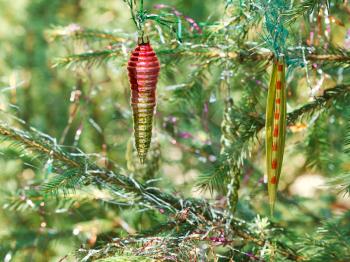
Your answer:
138,35 -> 150,45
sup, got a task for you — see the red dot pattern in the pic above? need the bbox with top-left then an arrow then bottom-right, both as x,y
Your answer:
276,81 -> 281,90
270,176 -> 277,184
272,159 -> 278,169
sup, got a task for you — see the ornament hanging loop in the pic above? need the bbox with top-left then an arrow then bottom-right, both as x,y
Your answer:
276,53 -> 285,64
138,34 -> 149,45
125,0 -> 147,33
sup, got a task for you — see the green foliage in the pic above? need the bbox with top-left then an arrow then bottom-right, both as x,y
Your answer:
54,50 -> 125,69
96,256 -> 154,262
41,168 -> 82,195
345,111 -> 350,154
285,0 -> 329,23
297,211 -> 350,261
0,0 -> 350,261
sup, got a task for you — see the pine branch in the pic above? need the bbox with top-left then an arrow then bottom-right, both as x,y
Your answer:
79,218 -> 303,261
196,161 -> 231,193
96,256 -> 153,262
286,85 -> 350,124
297,212 -> 350,261
54,42 -> 350,71
306,121 -> 334,173
200,84 -> 350,191
40,168 -> 82,195
0,124 -> 79,168
0,122 -> 211,220
0,121 -> 302,260
307,54 -> 350,62
2,88 -> 347,261
328,106 -> 350,194
345,110 -> 350,154
328,173 -> 350,195
53,49 -> 125,68
159,45 -> 350,64
47,25 -> 130,43
284,0 -> 329,23
2,187 -> 137,214
308,46 -> 350,68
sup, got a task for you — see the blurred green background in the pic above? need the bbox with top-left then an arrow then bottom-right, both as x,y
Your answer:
0,1 -> 225,261
0,0 -> 349,261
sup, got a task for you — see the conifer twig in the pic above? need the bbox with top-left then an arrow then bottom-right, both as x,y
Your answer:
0,121 -> 302,259
54,44 -> 350,69
0,122 -> 211,219
0,125 -> 79,168
1,82 -> 348,259
201,85 -> 350,191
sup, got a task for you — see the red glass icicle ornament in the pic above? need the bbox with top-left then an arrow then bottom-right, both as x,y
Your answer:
127,37 -> 160,164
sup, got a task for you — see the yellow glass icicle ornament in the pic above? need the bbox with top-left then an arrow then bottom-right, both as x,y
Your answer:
265,55 -> 287,215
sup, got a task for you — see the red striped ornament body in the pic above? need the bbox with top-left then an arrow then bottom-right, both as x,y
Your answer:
265,55 -> 287,214
127,41 -> 160,164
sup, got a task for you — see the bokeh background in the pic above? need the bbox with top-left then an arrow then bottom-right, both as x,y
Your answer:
0,1 -> 224,261
0,0 -> 349,261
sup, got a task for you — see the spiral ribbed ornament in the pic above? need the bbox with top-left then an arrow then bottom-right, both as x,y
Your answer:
127,40 -> 160,164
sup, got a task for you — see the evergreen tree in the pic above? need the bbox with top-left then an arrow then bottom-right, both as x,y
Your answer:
0,0 -> 349,261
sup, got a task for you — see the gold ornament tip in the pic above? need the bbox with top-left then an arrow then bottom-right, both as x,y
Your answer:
139,156 -> 146,165
269,202 -> 275,217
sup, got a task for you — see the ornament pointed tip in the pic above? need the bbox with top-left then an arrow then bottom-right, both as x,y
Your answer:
139,157 -> 146,165
269,202 -> 275,217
